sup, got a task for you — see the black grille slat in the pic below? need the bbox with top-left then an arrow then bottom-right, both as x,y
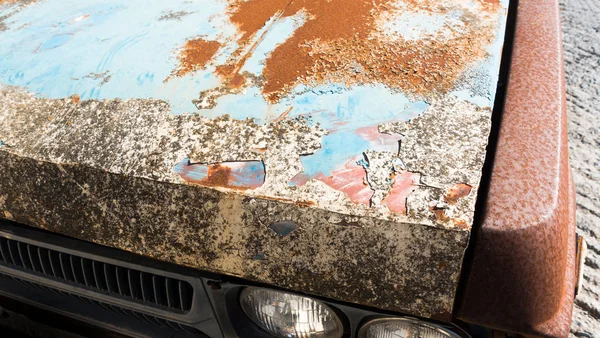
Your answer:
92,260 -> 107,291
37,247 -> 51,275
167,278 -> 183,311
59,253 -> 75,282
179,280 -> 193,311
128,269 -> 143,300
0,238 -> 9,263
142,313 -> 164,327
104,264 -> 118,294
7,240 -> 22,267
0,236 -> 193,312
140,272 -> 154,303
152,275 -> 167,307
70,256 -> 84,284
16,242 -> 32,270
165,278 -> 173,309
81,258 -> 95,288
115,266 -> 130,297
48,250 -> 63,279
27,245 -> 42,273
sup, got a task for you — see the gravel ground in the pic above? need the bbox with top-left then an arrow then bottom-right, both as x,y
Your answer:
559,0 -> 600,336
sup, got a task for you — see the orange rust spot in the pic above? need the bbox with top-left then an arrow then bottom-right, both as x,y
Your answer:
452,218 -> 470,229
170,38 -> 221,79
444,183 -> 472,204
228,0 -> 290,42
197,164 -> 254,191
256,194 -> 295,204
71,94 -> 80,104
231,73 -> 245,86
215,64 -> 236,78
295,200 -> 315,207
199,164 -> 233,188
432,208 -> 450,222
474,0 -> 501,9
256,194 -> 314,208
220,0 -> 499,102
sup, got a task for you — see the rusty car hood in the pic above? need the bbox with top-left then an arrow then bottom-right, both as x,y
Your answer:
0,0 -> 508,319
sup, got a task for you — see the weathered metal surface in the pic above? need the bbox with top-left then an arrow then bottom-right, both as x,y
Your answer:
456,0 -> 578,336
0,0 -> 508,318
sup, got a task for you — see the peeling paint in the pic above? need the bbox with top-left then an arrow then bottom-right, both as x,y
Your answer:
269,220 -> 298,236
0,1 -> 508,225
0,0 -> 509,318
174,159 -> 265,190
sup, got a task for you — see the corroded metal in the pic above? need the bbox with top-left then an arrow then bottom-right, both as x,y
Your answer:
0,0 -> 508,318
457,0 -> 578,336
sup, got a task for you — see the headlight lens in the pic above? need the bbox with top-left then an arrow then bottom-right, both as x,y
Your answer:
359,318 -> 461,338
240,287 -> 343,338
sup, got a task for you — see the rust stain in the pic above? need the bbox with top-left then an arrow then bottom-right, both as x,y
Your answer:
255,194 -> 314,207
295,199 -> 315,207
432,207 -> 450,222
70,94 -> 80,104
452,218 -> 469,229
195,164 -> 258,191
199,164 -> 234,188
220,0 -> 499,102
444,183 -> 472,204
474,0 -> 501,10
168,38 -> 221,80
217,2 -> 289,87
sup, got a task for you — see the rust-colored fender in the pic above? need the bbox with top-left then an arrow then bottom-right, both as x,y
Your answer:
456,0 -> 577,337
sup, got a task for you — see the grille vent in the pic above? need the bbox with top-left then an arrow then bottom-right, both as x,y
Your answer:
0,272 -> 202,336
0,237 -> 193,313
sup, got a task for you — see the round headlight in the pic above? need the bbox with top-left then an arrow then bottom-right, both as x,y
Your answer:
240,287 -> 343,338
358,318 -> 461,338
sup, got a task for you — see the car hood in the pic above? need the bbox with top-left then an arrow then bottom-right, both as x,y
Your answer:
0,0 -> 509,319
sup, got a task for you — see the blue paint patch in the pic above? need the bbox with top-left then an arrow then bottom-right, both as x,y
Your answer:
173,158 -> 208,181
38,34 -> 73,51
0,0 -> 235,114
269,220 -> 298,236
295,93 -> 429,178
301,131 -> 370,178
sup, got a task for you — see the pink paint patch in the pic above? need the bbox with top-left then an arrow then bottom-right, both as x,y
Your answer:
315,156 -> 373,206
382,171 -> 418,213
355,126 -> 399,153
288,173 -> 311,186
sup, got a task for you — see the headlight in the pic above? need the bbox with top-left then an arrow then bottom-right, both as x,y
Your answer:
240,287 -> 343,338
358,318 -> 461,338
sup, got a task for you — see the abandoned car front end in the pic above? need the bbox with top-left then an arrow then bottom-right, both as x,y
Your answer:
0,0 -> 582,337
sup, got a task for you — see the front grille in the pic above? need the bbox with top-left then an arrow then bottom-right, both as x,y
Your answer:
0,237 -> 193,313
0,272 -> 204,336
